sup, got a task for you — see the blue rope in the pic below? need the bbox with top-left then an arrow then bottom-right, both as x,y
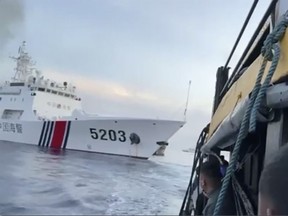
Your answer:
249,44 -> 281,132
212,58 -> 265,216
249,14 -> 288,132
212,11 -> 288,216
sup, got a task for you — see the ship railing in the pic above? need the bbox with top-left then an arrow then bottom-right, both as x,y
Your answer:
28,84 -> 78,100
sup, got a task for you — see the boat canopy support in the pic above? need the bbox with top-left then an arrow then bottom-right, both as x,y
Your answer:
201,82 -> 288,154
220,0 -> 278,99
266,82 -> 288,108
201,94 -> 270,154
265,84 -> 288,164
202,82 -> 288,154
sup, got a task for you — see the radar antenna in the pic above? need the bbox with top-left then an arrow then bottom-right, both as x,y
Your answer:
10,41 -> 36,82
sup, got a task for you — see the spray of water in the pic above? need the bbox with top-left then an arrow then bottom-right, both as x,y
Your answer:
0,0 -> 24,50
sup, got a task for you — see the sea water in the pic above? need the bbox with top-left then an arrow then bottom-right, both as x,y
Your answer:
0,141 -> 192,215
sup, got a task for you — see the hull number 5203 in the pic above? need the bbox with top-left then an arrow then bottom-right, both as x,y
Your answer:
89,128 -> 126,142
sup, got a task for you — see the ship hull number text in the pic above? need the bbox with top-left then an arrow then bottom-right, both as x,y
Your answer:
0,122 -> 22,134
89,128 -> 126,142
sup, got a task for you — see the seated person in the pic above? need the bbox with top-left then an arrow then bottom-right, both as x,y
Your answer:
194,156 -> 226,215
199,161 -> 236,215
220,155 -> 229,177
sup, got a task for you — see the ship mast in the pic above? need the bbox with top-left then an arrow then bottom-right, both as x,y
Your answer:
10,41 -> 36,82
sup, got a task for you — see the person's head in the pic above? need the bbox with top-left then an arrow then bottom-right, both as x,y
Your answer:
258,145 -> 288,215
220,155 -> 229,165
199,161 -> 222,195
220,155 -> 225,161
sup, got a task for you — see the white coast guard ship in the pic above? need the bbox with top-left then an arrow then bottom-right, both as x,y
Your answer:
0,42 -> 185,159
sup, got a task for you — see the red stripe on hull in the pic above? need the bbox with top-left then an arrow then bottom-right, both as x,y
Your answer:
50,121 -> 67,149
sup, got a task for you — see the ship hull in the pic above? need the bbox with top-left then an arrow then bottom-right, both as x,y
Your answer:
0,118 -> 184,159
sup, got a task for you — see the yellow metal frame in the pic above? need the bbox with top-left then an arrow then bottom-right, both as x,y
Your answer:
208,29 -> 288,138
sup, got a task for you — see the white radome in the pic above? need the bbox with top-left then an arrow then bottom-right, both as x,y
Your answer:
0,42 -> 185,159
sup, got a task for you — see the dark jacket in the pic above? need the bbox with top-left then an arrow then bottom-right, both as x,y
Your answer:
202,186 -> 236,216
202,188 -> 220,216
195,192 -> 207,215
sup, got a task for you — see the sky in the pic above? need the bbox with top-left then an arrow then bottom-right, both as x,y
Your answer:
0,0 -> 272,151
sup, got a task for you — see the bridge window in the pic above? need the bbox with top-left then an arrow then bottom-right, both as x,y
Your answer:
58,92 -> 64,96
2,109 -> 24,120
38,88 -> 45,92
10,82 -> 25,86
52,90 -> 57,94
